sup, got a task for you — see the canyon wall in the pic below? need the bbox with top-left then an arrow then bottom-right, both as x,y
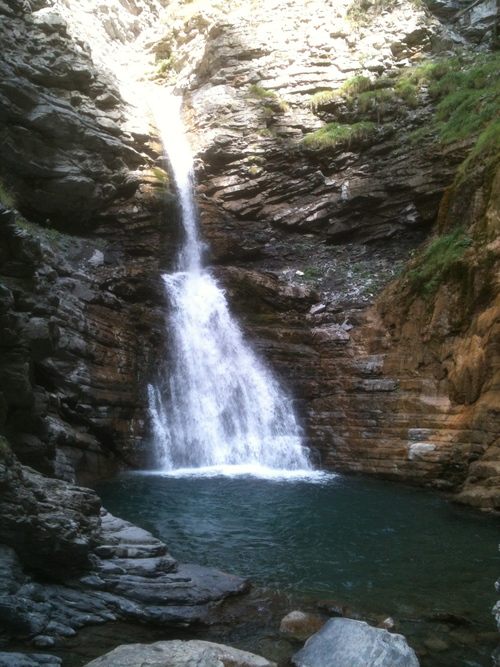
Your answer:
156,0 -> 500,508
0,0 -> 175,482
1,0 -> 499,509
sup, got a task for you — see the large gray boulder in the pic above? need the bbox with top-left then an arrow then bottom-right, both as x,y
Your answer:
292,618 -> 419,667
83,640 -> 277,667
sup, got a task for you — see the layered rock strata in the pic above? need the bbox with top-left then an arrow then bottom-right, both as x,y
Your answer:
0,454 -> 249,650
149,0 -> 500,508
0,0 -> 176,482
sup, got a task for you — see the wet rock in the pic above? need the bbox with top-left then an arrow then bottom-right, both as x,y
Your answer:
292,618 -> 419,667
423,636 -> 449,651
279,610 -> 326,641
316,601 -> 353,618
0,654 -> 62,667
0,466 -> 249,647
377,617 -> 397,631
0,454 -> 101,577
82,640 -> 277,667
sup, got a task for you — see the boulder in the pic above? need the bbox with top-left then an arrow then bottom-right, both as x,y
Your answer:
82,640 -> 277,667
292,618 -> 419,667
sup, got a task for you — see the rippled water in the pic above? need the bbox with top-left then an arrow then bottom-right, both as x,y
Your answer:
96,472 -> 500,665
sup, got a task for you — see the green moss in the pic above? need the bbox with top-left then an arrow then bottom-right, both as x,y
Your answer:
248,165 -> 263,176
0,436 -> 11,459
153,167 -> 169,187
0,180 -> 16,209
357,89 -> 395,120
458,120 -> 500,176
395,54 -> 500,149
249,85 -> 277,99
301,121 -> 376,150
342,75 -> 372,96
406,226 -> 473,297
310,76 -> 372,110
310,90 -> 339,110
404,126 -> 437,146
394,79 -> 419,108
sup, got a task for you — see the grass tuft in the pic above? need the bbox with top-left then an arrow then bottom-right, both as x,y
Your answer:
0,180 -> 16,209
301,121 -> 376,150
407,226 -> 473,297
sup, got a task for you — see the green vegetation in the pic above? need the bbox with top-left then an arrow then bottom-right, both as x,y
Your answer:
357,88 -> 395,120
249,85 -> 289,114
0,436 -> 11,459
248,165 -> 263,176
301,121 -> 376,150
0,180 -> 16,209
395,54 -> 500,150
407,226 -> 472,297
152,167 -> 169,188
302,266 -> 323,281
156,56 -> 175,77
309,89 -> 338,110
249,85 -> 277,99
342,75 -> 372,96
394,79 -> 419,108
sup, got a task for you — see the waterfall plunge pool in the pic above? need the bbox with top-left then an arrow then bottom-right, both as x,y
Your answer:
96,470 -> 500,667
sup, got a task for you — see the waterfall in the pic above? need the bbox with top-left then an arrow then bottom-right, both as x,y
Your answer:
148,93 -> 311,474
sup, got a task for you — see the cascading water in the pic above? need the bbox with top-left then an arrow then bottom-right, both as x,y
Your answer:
148,93 -> 311,474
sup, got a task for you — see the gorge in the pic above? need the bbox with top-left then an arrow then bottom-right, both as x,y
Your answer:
1,0 -> 500,665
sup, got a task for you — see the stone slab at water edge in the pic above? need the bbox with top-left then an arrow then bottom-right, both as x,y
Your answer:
82,640 -> 278,667
0,453 -> 250,649
292,618 -> 419,667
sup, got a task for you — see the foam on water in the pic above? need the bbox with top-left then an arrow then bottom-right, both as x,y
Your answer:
135,464 -> 334,482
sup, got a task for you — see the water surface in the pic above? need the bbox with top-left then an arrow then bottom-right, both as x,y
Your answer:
97,471 -> 500,652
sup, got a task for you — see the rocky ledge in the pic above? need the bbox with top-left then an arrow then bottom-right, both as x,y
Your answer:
0,452 -> 249,651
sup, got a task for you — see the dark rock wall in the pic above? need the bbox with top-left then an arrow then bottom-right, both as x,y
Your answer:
0,0 -> 175,483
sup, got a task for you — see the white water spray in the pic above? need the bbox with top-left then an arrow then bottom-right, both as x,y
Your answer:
148,93 -> 311,475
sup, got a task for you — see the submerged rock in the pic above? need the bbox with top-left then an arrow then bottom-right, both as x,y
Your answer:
0,654 -> 62,667
292,618 -> 419,667
279,610 -> 325,641
82,640 -> 277,667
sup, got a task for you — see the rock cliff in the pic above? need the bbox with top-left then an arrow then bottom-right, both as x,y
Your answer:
0,0 -> 176,482
151,0 -> 500,509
